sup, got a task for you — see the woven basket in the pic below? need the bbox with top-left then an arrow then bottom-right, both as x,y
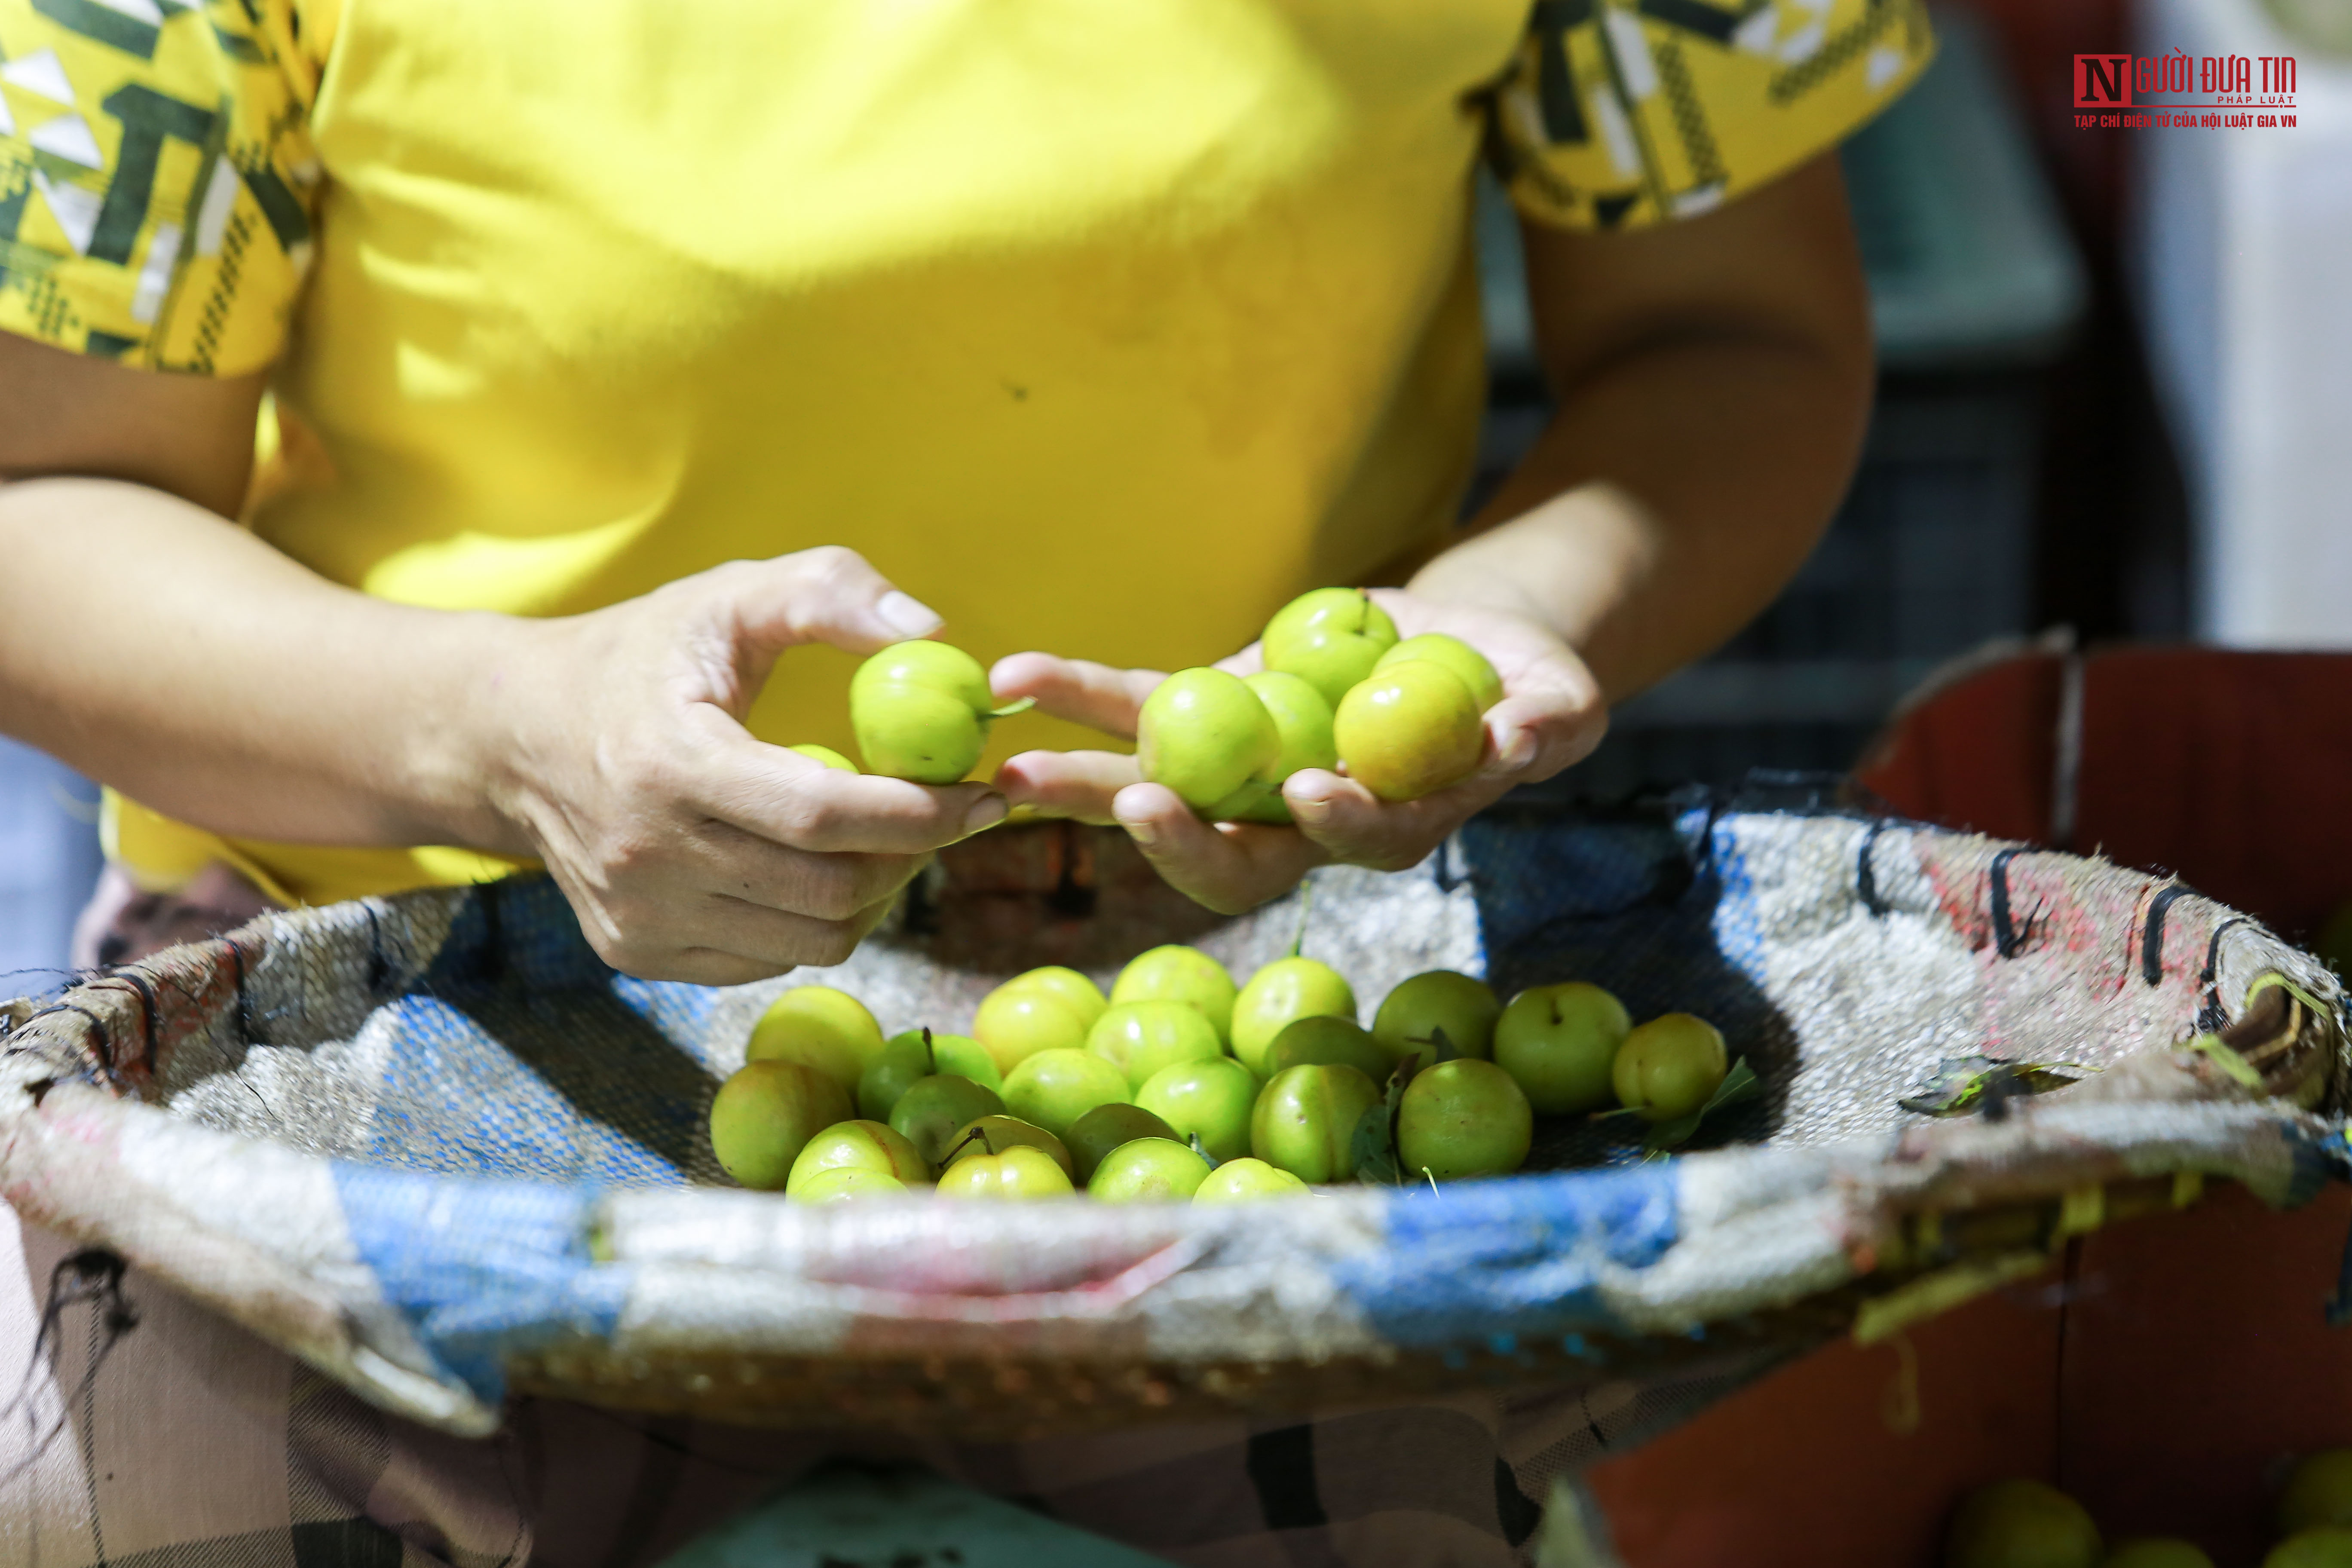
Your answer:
1,799 -> 2342,1441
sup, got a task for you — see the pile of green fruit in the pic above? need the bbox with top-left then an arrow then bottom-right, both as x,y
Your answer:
1945,1453 -> 2352,1568
826,586 -> 1502,813
705,943 -> 1736,1204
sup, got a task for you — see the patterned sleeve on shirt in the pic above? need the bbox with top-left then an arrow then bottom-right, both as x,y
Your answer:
0,0 -> 323,374
1486,0 -> 1936,230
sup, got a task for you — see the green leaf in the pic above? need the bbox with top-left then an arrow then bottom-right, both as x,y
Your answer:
1641,1057 -> 1763,1152
1424,1026 -> 1461,1066
1351,1102 -> 1401,1186
1897,1054 -> 2091,1117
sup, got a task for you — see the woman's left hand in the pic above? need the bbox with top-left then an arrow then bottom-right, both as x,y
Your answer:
989,589 -> 1607,915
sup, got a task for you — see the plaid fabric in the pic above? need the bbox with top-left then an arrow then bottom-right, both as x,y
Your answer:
0,1206 -> 1786,1568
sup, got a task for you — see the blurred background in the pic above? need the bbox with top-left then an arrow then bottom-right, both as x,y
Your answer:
0,0 -> 2343,980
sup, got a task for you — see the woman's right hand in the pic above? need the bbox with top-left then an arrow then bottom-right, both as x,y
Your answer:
482,547 -> 1004,984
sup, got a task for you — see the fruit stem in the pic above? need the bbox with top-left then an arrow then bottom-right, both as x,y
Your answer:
1289,882 -> 1314,961
921,1026 -> 936,1075
1423,1167 -> 1439,1196
942,1126 -> 987,1165
987,697 -> 1038,720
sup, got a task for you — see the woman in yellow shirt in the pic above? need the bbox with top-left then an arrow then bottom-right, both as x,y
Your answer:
0,0 -> 1926,1559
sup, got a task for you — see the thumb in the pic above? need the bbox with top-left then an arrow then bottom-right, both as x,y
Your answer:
718,545 -> 945,657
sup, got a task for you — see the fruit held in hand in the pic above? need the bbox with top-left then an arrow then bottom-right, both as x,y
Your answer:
2283,1452 -> 2352,1536
2269,1530 -> 2352,1568
1112,946 -> 1237,1044
786,1120 -> 931,1194
1396,1058 -> 1531,1181
888,1074 -> 1006,1167
1001,1047 -> 1132,1140
1232,957 -> 1357,1078
1087,1001 -> 1225,1090
708,1061 -> 854,1191
1493,982 -> 1632,1114
1226,672 -> 1339,824
1265,1015 -> 1394,1082
999,966 -> 1109,1030
1064,1102 -> 1182,1184
1612,1013 -> 1729,1122
1135,1057 -> 1259,1162
973,981 -> 1090,1074
746,986 -> 887,1094
1373,970 -> 1501,1065
850,640 -> 1032,784
1262,588 -> 1399,709
2103,1542 -> 2215,1568
934,1144 -> 1074,1199
1333,660 -> 1483,803
1943,1479 -> 2102,1568
1087,1137 -> 1214,1203
1252,1063 -> 1381,1183
857,1029 -> 1001,1121
792,1167 -> 908,1202
1137,668 -> 1280,817
790,743 -> 858,772
939,1115 -> 1074,1180
1193,1157 -> 1311,1204
1374,634 -> 1503,713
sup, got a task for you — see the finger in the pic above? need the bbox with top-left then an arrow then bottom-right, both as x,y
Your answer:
689,729 -> 1009,853
992,749 -> 1141,824
1282,768 -> 1514,873
1212,641 -> 1265,678
1481,686 -> 1608,782
690,817 -> 931,923
634,893 -> 899,983
990,653 -> 1164,740
1112,783 -> 1327,916
714,545 -> 946,657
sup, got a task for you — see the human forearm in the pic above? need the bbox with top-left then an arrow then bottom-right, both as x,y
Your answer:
1411,330 -> 1870,703
0,475 -> 526,852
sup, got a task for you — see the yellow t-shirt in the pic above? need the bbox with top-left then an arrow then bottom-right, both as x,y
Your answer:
0,0 -> 1930,907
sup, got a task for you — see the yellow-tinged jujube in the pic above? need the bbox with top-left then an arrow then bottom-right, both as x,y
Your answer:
1332,661 -> 1484,803
746,986 -> 887,1094
850,640 -> 1032,784
1137,667 -> 1280,817
1374,634 -> 1503,713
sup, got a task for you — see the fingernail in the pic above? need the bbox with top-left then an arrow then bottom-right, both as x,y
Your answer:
1118,814 -> 1159,848
1289,794 -> 1333,827
1494,728 -> 1537,771
878,590 -> 943,638
963,795 -> 1008,836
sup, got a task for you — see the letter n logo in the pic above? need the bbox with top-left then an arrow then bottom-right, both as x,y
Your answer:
2075,54 -> 2134,107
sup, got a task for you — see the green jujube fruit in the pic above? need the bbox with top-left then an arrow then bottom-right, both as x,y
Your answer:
1063,1102 -> 1182,1184
792,1167 -> 908,1202
972,982 -> 1090,1075
1265,1015 -> 1395,1083
939,1115 -> 1074,1179
1226,671 -> 1339,825
850,640 -> 1032,784
1135,1057 -> 1259,1163
1332,660 -> 1484,803
1492,982 -> 1632,1114
857,1029 -> 1000,1121
888,1074 -> 1005,1167
2269,1531 -> 2352,1568
1087,1138 -> 1214,1203
789,743 -> 858,772
785,1119 -> 931,1194
1611,1013 -> 1729,1121
1000,1048 -> 1132,1140
1112,946 -> 1237,1044
2281,1450 -> 2352,1537
1231,957 -> 1357,1078
1373,634 -> 1503,713
745,986 -> 887,1094
1086,1001 -> 1225,1090
1373,970 -> 1502,1064
708,1061 -> 855,1191
1192,1158 -> 1311,1204
1261,588 -> 1399,710
1251,1063 -> 1381,1184
1943,1479 -> 2102,1568
934,1145 -> 1074,1199
1396,1059 -> 1532,1182
1137,668 -> 1280,817
999,966 -> 1110,1030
